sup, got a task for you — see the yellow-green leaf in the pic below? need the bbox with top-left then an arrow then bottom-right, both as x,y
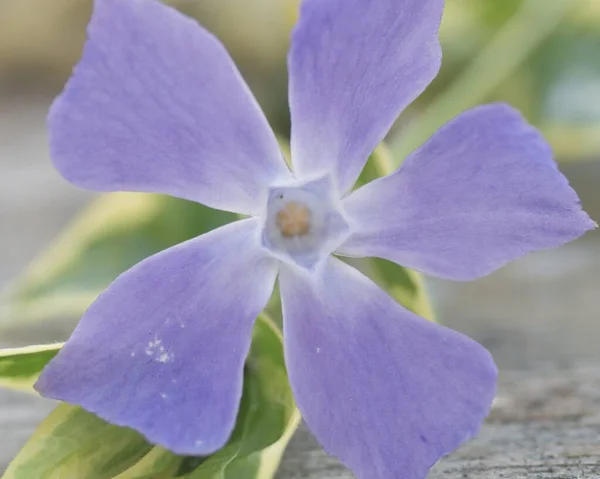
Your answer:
0,343 -> 61,392
2,404 -> 152,479
0,193 -> 235,326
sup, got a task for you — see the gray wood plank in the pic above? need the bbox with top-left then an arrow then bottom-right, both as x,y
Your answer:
277,365 -> 600,478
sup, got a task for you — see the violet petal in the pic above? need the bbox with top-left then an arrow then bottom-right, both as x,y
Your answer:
35,219 -> 278,455
280,258 -> 497,479
49,0 -> 290,215
288,0 -> 443,192
339,104 -> 596,280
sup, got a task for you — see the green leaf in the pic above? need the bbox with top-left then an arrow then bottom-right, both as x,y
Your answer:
0,343 -> 61,392
2,405 -> 153,479
112,447 -> 184,479
1,193 -> 235,326
367,258 -> 434,321
2,315 -> 299,479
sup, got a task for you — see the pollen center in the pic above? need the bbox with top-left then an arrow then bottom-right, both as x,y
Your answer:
276,202 -> 311,237
262,176 -> 351,270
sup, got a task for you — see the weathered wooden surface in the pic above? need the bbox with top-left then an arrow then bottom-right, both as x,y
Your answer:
278,366 -> 600,478
2,97 -> 600,478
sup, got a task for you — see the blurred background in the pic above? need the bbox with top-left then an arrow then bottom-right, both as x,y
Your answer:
1,0 -> 600,472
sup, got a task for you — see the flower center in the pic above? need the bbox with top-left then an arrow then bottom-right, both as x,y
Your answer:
261,175 -> 351,271
276,202 -> 311,237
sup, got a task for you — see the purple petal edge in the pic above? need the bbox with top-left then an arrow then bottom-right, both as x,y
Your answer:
340,103 -> 596,280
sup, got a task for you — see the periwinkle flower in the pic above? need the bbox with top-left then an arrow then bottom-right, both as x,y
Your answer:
35,0 -> 594,477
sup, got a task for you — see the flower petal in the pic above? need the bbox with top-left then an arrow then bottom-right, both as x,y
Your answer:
288,0 -> 443,192
339,104 -> 596,280
35,219 -> 278,455
280,258 -> 497,479
50,0 -> 291,215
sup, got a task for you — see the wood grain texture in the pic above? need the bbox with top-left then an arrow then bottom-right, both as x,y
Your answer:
277,366 -> 600,478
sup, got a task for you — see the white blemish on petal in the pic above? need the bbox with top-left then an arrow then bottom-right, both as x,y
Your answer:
161,393 -> 168,399
316,347 -> 321,354
195,440 -> 204,447
146,338 -> 162,356
131,352 -> 136,357
157,352 -> 173,363
145,337 -> 174,363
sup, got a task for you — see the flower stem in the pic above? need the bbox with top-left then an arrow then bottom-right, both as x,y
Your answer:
390,0 -> 574,164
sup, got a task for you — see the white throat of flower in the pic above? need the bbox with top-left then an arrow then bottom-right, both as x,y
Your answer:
261,174 -> 351,271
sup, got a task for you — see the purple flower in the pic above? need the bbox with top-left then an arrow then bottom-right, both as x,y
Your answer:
35,0 -> 594,477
